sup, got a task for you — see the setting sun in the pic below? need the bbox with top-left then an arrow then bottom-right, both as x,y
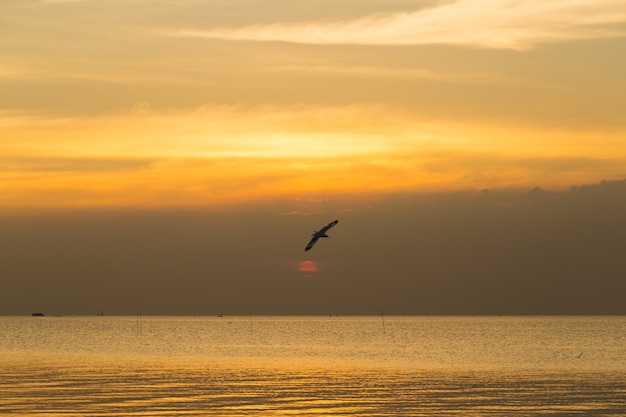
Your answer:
299,260 -> 317,274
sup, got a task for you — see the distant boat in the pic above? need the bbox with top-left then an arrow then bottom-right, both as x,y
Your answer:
31,312 -> 45,317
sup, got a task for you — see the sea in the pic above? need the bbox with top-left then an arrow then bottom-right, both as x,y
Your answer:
1,316 -> 625,416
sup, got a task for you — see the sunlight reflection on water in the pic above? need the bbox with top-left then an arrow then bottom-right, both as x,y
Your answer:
1,316 -> 625,416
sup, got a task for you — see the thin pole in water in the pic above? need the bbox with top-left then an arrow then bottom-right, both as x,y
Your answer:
136,309 -> 142,335
381,306 -> 386,334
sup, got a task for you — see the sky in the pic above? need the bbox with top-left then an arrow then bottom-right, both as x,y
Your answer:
1,0 -> 625,315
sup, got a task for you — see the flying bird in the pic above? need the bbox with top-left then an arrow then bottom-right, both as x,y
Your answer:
305,220 -> 338,251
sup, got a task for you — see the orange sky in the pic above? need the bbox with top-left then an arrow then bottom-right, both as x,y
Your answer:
2,0 -> 625,211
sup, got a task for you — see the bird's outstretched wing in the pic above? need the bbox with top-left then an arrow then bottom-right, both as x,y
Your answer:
319,220 -> 339,233
305,236 -> 320,251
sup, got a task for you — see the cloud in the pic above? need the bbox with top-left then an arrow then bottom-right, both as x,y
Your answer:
269,63 -> 541,87
171,0 -> 626,49
37,0 -> 92,4
0,157 -> 153,173
2,179 -> 626,315
2,104 -> 626,210
0,105 -> 412,160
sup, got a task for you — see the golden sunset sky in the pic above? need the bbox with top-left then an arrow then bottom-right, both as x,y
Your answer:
2,0 -> 625,210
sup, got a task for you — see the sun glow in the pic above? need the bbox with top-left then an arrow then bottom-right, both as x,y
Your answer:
2,105 -> 625,210
2,0 -> 625,211
299,260 -> 317,273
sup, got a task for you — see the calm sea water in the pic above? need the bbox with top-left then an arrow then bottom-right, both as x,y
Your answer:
1,316 -> 625,416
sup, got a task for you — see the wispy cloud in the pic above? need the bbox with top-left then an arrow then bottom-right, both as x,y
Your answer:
0,157 -> 153,173
171,0 -> 626,49
0,105 -> 407,160
271,64 -> 551,88
3,104 -> 626,210
36,0 -> 92,4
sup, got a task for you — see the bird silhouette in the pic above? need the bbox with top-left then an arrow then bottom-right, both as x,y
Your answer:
305,220 -> 338,251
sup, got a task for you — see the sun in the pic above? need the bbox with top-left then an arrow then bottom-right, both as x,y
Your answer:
299,260 -> 317,273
